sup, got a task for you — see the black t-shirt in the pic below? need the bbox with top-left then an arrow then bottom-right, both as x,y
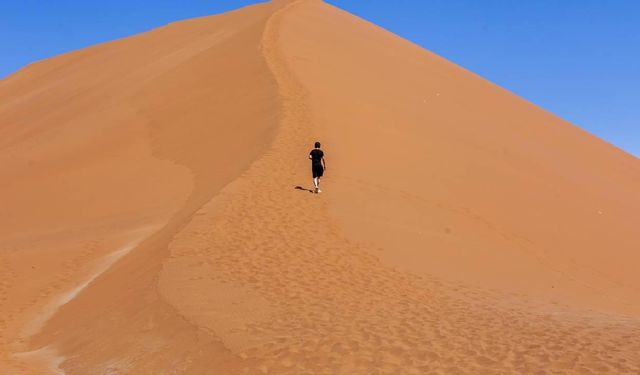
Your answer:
310,149 -> 324,166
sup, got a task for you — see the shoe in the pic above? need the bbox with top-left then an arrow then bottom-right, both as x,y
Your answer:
317,189 -> 322,193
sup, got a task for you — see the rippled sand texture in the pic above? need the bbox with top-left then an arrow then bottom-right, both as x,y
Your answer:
1,0 -> 639,374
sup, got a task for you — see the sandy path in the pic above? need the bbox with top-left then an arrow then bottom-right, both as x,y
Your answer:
159,1 -> 640,373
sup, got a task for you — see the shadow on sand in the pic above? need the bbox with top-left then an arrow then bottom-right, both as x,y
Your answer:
294,186 -> 315,193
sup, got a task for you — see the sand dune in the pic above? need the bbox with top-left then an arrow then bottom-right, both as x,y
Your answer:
1,0 -> 639,373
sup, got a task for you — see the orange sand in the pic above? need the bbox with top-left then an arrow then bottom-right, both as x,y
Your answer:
1,0 -> 639,373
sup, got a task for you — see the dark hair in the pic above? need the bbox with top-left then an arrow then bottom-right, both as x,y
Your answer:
314,141 -> 321,148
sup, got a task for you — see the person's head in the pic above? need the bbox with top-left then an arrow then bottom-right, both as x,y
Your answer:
314,141 -> 321,149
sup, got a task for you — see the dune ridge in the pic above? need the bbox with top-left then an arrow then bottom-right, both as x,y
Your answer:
1,0 -> 639,373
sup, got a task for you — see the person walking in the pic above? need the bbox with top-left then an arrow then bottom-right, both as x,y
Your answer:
309,141 -> 326,193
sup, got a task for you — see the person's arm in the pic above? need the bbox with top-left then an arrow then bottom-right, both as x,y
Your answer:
322,157 -> 326,170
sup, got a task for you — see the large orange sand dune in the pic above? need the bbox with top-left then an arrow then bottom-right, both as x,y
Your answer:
1,0 -> 639,373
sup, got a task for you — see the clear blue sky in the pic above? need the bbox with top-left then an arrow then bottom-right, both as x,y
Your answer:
1,1 -> 638,157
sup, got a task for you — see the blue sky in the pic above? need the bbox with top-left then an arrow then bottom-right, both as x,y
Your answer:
1,0 -> 638,157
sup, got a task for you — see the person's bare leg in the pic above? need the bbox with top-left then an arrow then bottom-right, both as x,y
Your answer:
316,177 -> 322,193
313,177 -> 319,192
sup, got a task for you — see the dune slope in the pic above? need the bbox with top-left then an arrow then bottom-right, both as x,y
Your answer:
279,0 -> 640,315
1,2 -> 280,373
1,0 -> 639,373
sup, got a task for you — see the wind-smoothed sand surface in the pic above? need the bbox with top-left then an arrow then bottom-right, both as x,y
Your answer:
1,0 -> 640,373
